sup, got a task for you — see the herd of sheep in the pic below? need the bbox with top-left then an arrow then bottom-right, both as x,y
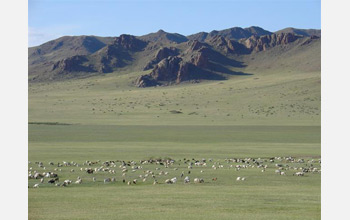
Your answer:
29,156 -> 321,188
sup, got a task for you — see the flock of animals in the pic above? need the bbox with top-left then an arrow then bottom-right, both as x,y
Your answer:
29,156 -> 321,188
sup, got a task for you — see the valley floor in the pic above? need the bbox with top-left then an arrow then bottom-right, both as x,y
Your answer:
28,68 -> 320,220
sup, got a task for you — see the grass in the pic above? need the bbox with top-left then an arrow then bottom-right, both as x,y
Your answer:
29,62 -> 320,219
28,123 -> 320,220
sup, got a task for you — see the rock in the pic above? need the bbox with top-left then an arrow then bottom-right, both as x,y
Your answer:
135,75 -> 158,87
112,34 -> 147,51
150,56 -> 183,81
52,55 -> 93,73
143,47 -> 178,70
243,33 -> 301,52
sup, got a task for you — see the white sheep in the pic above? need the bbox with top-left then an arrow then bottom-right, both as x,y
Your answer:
194,178 -> 204,183
171,177 -> 177,184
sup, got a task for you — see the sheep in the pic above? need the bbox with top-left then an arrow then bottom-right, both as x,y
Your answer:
33,183 -> 39,188
86,168 -> 94,174
104,178 -> 111,183
236,177 -> 241,181
33,173 -> 43,179
64,180 -> 72,185
194,178 -> 204,183
293,172 -> 305,176
171,177 -> 177,184
133,179 -> 137,184
111,178 -> 116,182
165,179 -> 172,184
40,178 -> 44,183
127,181 -> 131,185
184,176 -> 190,184
48,179 -> 56,184
153,180 -> 158,185
75,179 -> 82,184
92,177 -> 96,182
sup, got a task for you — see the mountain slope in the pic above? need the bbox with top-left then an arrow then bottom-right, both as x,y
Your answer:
275,28 -> 321,37
138,29 -> 188,44
28,26 -> 320,87
187,26 -> 272,42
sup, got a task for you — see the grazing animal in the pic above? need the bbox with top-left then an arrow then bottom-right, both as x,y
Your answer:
33,183 -> 39,188
64,180 -> 72,185
93,177 -> 96,182
212,177 -> 217,181
184,176 -> 190,183
171,177 -> 177,184
104,178 -> 111,183
236,177 -> 241,181
194,178 -> 204,183
86,169 -> 94,174
293,172 -> 305,176
48,179 -> 56,184
165,179 -> 172,184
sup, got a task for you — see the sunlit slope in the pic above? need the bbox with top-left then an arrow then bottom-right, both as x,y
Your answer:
29,72 -> 320,126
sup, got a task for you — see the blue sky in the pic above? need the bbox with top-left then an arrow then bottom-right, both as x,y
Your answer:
28,0 -> 321,47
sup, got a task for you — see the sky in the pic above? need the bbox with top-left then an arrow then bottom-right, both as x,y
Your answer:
28,0 -> 321,47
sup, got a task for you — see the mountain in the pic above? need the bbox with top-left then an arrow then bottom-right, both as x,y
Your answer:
275,28 -> 321,37
28,35 -> 114,77
187,26 -> 272,42
28,26 -> 320,86
138,29 -> 188,44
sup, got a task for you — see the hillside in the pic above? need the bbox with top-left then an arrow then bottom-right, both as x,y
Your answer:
275,28 -> 321,37
28,26 -> 320,87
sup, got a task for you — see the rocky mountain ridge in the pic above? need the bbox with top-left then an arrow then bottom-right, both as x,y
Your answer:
28,26 -> 321,87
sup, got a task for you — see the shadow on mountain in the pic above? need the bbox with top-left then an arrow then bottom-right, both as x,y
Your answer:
209,62 -> 253,76
207,50 -> 246,68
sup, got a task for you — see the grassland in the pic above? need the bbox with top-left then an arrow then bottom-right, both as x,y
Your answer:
28,64 -> 320,219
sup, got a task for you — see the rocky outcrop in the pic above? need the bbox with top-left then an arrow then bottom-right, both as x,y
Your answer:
135,75 -> 159,88
136,56 -> 195,87
149,56 -> 183,82
52,55 -> 93,74
207,36 -> 249,54
143,47 -> 178,70
92,35 -> 146,73
113,34 -> 147,51
243,33 -> 301,52
190,50 -> 208,68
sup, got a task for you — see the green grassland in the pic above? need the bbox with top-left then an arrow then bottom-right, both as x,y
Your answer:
29,52 -> 321,220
